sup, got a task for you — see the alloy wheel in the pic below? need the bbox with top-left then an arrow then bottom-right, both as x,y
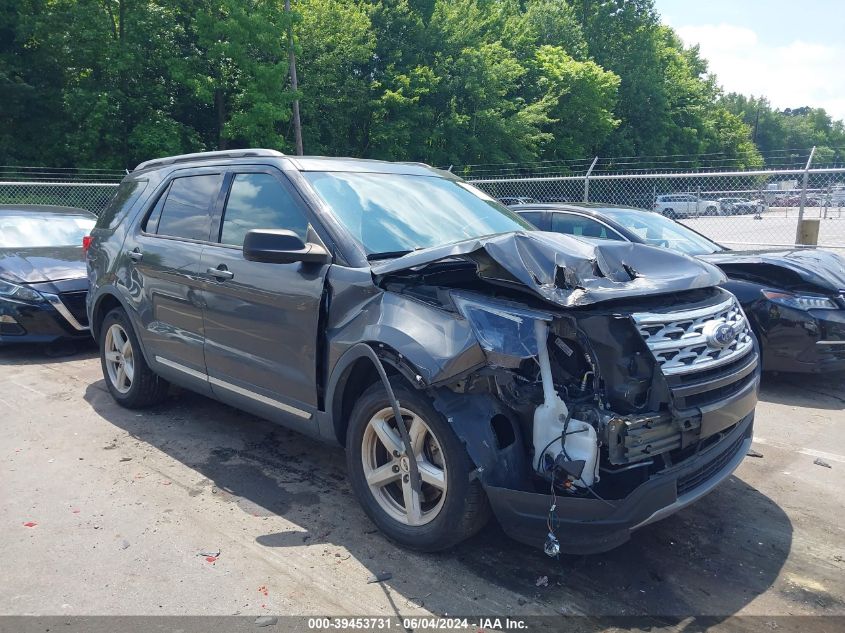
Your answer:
361,407 -> 448,526
104,323 -> 135,394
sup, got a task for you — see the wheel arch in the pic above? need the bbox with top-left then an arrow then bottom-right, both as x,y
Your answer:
326,343 -> 528,492
324,343 -> 425,446
91,291 -> 126,341
90,288 -> 153,365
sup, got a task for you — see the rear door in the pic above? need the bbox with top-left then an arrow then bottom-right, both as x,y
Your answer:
200,168 -> 329,425
125,169 -> 224,391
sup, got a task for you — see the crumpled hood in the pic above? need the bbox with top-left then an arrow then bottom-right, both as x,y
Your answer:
700,248 -> 845,293
372,231 -> 725,307
0,246 -> 86,284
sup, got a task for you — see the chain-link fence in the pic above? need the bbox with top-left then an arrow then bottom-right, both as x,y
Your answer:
3,161 -> 845,250
0,166 -> 121,215
468,163 -> 845,251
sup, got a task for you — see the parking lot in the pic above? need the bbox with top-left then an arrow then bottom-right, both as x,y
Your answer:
681,206 -> 845,251
2,343 -> 843,623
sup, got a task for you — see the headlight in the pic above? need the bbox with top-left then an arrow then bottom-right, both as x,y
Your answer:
0,278 -> 44,302
452,292 -> 552,359
762,290 -> 838,310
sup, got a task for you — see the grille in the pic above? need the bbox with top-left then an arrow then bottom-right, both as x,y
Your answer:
676,427 -> 746,496
58,291 -> 89,327
632,297 -> 754,376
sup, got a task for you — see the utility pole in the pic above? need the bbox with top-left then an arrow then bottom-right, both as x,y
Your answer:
583,156 -> 599,202
285,0 -> 303,156
795,146 -> 816,246
752,103 -> 760,144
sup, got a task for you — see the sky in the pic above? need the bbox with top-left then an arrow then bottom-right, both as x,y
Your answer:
654,0 -> 845,121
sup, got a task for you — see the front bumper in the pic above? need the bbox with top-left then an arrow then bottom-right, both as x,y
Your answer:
0,283 -> 91,344
759,304 -> 845,373
485,412 -> 754,554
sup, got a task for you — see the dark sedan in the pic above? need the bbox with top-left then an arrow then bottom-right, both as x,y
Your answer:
0,205 -> 96,344
514,203 -> 845,373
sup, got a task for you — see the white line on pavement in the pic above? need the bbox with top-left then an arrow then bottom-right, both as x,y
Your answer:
753,437 -> 845,464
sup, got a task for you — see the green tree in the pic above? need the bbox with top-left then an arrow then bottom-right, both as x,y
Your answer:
0,0 -> 67,165
721,94 -> 845,165
15,0 -> 188,167
170,0 -> 295,152
0,0 -> 839,170
366,0 -> 553,165
533,45 -> 620,159
295,0 -> 375,155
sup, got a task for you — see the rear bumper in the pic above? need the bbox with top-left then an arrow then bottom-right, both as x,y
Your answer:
485,412 -> 753,554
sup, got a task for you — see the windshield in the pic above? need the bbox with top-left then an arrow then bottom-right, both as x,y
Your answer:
0,214 -> 96,248
602,208 -> 723,255
303,172 -> 535,256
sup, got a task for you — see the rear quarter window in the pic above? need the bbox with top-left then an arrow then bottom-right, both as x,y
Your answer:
96,179 -> 149,230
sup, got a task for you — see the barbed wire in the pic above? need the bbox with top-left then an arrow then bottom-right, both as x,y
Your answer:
453,147 -> 845,179
0,166 -> 125,182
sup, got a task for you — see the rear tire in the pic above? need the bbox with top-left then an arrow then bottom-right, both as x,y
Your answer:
346,382 -> 490,551
99,307 -> 169,408
663,208 -> 677,219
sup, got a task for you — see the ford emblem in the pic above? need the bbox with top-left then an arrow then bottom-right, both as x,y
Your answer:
703,321 -> 737,348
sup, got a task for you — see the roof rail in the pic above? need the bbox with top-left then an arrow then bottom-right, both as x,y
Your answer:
134,149 -> 286,172
398,161 -> 433,168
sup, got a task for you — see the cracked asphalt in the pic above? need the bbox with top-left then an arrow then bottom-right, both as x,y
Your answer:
1,342 -> 843,622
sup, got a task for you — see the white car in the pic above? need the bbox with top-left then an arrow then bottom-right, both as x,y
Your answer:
717,197 -> 763,215
653,194 -> 720,218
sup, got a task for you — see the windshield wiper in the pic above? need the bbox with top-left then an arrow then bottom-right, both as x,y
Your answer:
366,250 -> 414,261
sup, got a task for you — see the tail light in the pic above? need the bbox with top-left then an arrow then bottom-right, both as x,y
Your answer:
82,235 -> 93,252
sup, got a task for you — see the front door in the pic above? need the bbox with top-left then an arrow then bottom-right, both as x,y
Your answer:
200,169 -> 329,424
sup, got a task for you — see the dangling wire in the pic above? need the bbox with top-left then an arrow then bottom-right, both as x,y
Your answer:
544,470 -> 561,557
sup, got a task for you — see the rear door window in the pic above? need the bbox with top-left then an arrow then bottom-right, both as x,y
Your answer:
218,173 -> 310,247
518,211 -> 545,229
151,174 -> 223,241
552,213 -> 624,240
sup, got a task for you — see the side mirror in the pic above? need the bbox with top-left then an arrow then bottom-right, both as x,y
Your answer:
243,229 -> 331,265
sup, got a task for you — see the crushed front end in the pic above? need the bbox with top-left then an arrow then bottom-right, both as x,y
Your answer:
371,233 -> 760,554
464,288 -> 757,554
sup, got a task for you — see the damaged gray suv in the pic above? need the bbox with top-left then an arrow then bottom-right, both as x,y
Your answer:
87,150 -> 759,554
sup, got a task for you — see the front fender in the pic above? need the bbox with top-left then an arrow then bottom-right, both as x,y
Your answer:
327,290 -> 486,387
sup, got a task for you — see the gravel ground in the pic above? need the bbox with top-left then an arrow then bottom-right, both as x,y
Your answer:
1,342 -> 844,621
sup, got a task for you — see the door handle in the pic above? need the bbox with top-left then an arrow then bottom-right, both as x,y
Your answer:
127,249 -> 143,262
207,266 -> 234,280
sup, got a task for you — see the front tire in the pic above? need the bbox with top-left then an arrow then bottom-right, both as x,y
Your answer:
663,208 -> 677,219
99,308 -> 169,408
346,382 -> 490,551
